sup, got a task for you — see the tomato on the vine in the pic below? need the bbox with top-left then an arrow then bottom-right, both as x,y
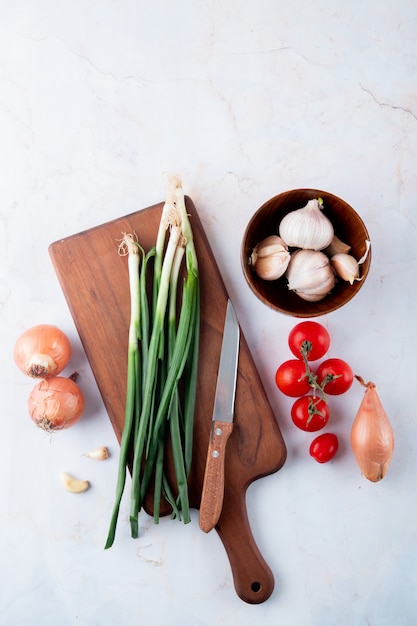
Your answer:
291,395 -> 330,432
309,433 -> 339,463
275,359 -> 312,397
288,321 -> 330,362
316,358 -> 353,395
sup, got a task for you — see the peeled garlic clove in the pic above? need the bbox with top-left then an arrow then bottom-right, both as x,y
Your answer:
279,198 -> 334,251
250,235 -> 291,281
286,249 -> 336,302
83,446 -> 109,460
331,253 -> 360,284
323,234 -> 351,256
60,471 -> 90,493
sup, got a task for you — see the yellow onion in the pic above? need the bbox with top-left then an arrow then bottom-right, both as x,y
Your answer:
28,376 -> 85,432
350,377 -> 394,482
14,324 -> 71,378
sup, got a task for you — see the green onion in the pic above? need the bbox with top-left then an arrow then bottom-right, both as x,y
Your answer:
104,233 -> 141,550
105,176 -> 200,548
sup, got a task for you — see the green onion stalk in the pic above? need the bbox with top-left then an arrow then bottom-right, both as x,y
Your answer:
104,233 -> 142,549
105,176 -> 200,548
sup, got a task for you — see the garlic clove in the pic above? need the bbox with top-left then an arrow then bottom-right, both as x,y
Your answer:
331,241 -> 371,285
83,446 -> 109,460
279,198 -> 334,251
331,253 -> 360,284
60,471 -> 90,493
250,235 -> 291,281
323,234 -> 351,256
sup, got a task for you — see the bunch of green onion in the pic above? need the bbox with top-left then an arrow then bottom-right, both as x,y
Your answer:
105,175 -> 200,548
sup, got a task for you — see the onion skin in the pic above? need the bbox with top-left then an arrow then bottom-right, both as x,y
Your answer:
28,376 -> 85,432
350,381 -> 394,482
14,324 -> 71,379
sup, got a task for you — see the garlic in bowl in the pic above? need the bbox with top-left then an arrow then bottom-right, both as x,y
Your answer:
241,189 -> 371,317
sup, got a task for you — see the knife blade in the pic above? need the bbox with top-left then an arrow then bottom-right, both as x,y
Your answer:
199,299 -> 240,533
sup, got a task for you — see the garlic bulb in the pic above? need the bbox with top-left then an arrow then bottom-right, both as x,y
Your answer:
286,249 -> 335,302
279,198 -> 334,250
250,235 -> 291,281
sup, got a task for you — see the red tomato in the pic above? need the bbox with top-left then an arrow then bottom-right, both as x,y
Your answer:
275,359 -> 311,397
288,321 -> 330,361
316,358 -> 353,395
291,396 -> 330,432
309,433 -> 339,463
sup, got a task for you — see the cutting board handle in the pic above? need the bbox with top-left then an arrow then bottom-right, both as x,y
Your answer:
215,484 -> 275,604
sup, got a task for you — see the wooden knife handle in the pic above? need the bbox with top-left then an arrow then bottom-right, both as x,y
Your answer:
199,420 -> 233,533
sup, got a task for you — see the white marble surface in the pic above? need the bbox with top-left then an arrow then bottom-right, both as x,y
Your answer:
1,1 -> 416,624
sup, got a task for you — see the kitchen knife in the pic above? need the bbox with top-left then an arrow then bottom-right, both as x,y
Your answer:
199,299 -> 240,533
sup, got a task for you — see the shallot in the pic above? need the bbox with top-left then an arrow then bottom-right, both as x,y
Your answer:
350,376 -> 394,482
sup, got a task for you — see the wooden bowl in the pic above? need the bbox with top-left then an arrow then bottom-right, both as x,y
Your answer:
241,189 -> 371,317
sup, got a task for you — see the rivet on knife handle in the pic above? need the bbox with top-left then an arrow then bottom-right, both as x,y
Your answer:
199,420 -> 234,533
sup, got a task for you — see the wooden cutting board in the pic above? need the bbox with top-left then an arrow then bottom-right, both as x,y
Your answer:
49,197 -> 287,604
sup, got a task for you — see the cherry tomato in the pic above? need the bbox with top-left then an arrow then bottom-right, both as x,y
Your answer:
316,358 -> 353,395
275,359 -> 311,397
291,396 -> 330,432
288,321 -> 330,362
309,433 -> 339,463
